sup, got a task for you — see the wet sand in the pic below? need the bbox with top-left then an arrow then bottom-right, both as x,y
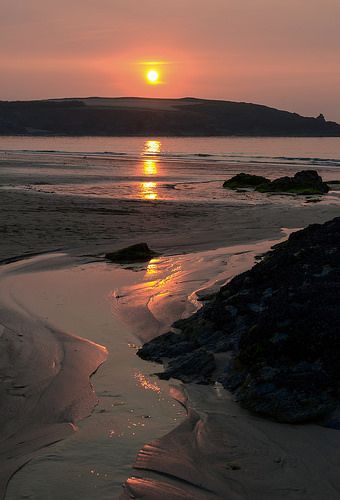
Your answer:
0,242 -> 340,500
0,255 -> 108,497
1,254 -> 185,499
1,236 -> 287,499
3,233 -> 340,499
3,187 -> 340,263
121,384 -> 340,500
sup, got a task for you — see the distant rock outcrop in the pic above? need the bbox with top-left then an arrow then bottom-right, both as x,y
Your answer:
316,113 -> 326,122
223,170 -> 329,195
139,218 -> 340,423
257,170 -> 330,194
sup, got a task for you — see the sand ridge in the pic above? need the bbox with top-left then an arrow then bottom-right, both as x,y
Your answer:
121,383 -> 340,499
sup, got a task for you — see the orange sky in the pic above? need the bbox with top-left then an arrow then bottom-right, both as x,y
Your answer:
1,0 -> 340,121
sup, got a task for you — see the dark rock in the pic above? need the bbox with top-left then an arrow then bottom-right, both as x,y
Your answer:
223,173 -> 269,190
105,243 -> 159,263
158,349 -> 216,383
138,332 -> 196,362
224,170 -> 329,195
237,384 -> 336,423
256,170 -> 329,195
233,362 -> 337,422
138,217 -> 340,423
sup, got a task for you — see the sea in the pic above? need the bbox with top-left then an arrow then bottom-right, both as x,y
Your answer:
1,136 -> 340,204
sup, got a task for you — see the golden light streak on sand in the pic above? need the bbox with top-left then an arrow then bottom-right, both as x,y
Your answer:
140,181 -> 158,200
134,371 -> 161,394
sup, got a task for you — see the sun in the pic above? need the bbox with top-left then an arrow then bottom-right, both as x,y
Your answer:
146,69 -> 160,85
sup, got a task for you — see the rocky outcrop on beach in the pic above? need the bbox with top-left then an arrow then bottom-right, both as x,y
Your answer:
223,170 -> 330,195
257,170 -> 330,194
223,173 -> 268,190
105,243 -> 158,263
139,217 -> 340,423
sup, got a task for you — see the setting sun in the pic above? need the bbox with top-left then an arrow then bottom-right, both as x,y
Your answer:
146,69 -> 160,85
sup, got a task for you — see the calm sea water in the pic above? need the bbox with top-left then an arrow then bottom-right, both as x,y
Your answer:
1,136 -> 340,163
1,136 -> 340,203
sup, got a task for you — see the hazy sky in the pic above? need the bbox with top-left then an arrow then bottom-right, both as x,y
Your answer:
1,0 -> 340,120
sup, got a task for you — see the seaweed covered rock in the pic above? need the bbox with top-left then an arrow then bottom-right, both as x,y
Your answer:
138,217 -> 340,423
223,173 -> 269,190
257,170 -> 329,194
223,170 -> 329,195
105,243 -> 158,263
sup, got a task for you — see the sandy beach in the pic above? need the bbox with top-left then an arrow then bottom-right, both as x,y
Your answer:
1,140 -> 340,499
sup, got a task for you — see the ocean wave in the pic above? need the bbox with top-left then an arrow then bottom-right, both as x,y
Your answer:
1,148 -> 340,168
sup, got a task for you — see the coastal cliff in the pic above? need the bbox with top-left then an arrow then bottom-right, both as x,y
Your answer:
1,97 -> 340,136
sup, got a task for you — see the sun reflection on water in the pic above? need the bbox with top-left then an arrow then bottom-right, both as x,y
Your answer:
144,140 -> 161,155
140,140 -> 162,200
144,159 -> 158,176
145,259 -> 160,276
141,181 -> 157,200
